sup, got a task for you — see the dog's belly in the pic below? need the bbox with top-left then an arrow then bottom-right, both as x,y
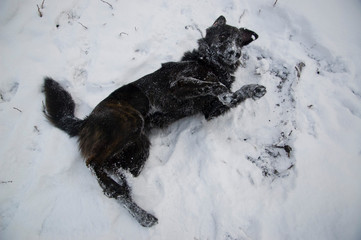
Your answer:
132,61 -> 214,127
145,93 -> 202,127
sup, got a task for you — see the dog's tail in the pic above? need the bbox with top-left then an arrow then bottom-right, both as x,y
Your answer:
42,77 -> 84,137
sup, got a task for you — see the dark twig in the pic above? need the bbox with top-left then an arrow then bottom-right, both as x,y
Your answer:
272,145 -> 292,158
13,107 -> 22,113
238,10 -> 246,23
185,24 -> 203,38
37,4 -> 43,17
273,0 -> 278,7
77,22 -> 88,30
41,0 -> 45,9
34,126 -> 40,133
119,32 -> 129,37
194,24 -> 204,38
1,181 -> 13,184
100,0 -> 113,9
295,62 -> 306,78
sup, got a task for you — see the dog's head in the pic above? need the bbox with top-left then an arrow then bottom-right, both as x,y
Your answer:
200,16 -> 258,69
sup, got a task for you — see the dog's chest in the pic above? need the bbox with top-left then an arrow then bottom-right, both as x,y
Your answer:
134,62 -> 220,113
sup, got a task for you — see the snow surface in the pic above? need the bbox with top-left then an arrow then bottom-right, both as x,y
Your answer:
1,0 -> 361,239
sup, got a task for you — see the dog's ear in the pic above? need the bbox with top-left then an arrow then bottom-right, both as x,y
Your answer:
239,28 -> 258,46
212,16 -> 226,27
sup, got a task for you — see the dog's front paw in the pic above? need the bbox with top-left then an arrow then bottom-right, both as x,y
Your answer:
252,85 -> 267,99
241,84 -> 267,100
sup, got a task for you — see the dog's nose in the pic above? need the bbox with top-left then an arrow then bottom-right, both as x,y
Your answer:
228,50 -> 241,58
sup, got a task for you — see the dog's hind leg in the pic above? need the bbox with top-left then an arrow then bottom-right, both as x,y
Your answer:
108,134 -> 150,177
78,100 -> 157,227
90,161 -> 158,227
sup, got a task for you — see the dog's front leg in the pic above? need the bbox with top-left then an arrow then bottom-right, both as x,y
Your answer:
203,84 -> 266,120
221,84 -> 266,106
170,77 -> 228,99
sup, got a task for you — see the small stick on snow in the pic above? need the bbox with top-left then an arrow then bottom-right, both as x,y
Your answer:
100,0 -> 113,9
193,24 -> 204,38
13,107 -> 22,113
197,27 -> 204,38
34,126 -> 40,133
272,145 -> 292,158
273,0 -> 278,7
238,10 -> 246,23
295,62 -> 306,78
37,4 -> 43,17
41,0 -> 45,9
1,181 -> 13,184
119,32 -> 129,37
185,24 -> 204,38
78,22 -> 88,30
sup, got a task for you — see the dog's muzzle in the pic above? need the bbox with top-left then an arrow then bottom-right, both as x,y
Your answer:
228,50 -> 241,58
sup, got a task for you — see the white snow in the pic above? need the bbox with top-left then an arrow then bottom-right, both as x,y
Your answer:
1,0 -> 361,239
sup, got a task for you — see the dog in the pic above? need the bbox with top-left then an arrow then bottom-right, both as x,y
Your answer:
43,15 -> 266,227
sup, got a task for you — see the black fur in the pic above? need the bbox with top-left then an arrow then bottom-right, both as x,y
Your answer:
43,77 -> 83,136
42,16 -> 266,227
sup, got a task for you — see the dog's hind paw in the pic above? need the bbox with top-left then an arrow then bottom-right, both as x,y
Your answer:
121,198 -> 158,227
130,208 -> 158,227
138,212 -> 158,227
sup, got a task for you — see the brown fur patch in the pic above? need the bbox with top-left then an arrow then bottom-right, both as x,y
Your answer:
79,100 -> 145,167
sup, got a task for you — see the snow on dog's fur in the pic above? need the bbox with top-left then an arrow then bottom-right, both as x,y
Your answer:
42,16 -> 266,227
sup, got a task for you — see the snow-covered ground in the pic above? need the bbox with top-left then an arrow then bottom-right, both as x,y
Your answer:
1,0 -> 361,239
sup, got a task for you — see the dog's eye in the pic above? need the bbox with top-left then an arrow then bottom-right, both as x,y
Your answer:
237,37 -> 243,45
219,33 -> 229,42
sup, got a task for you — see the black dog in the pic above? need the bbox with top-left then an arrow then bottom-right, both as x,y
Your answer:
43,16 -> 266,227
